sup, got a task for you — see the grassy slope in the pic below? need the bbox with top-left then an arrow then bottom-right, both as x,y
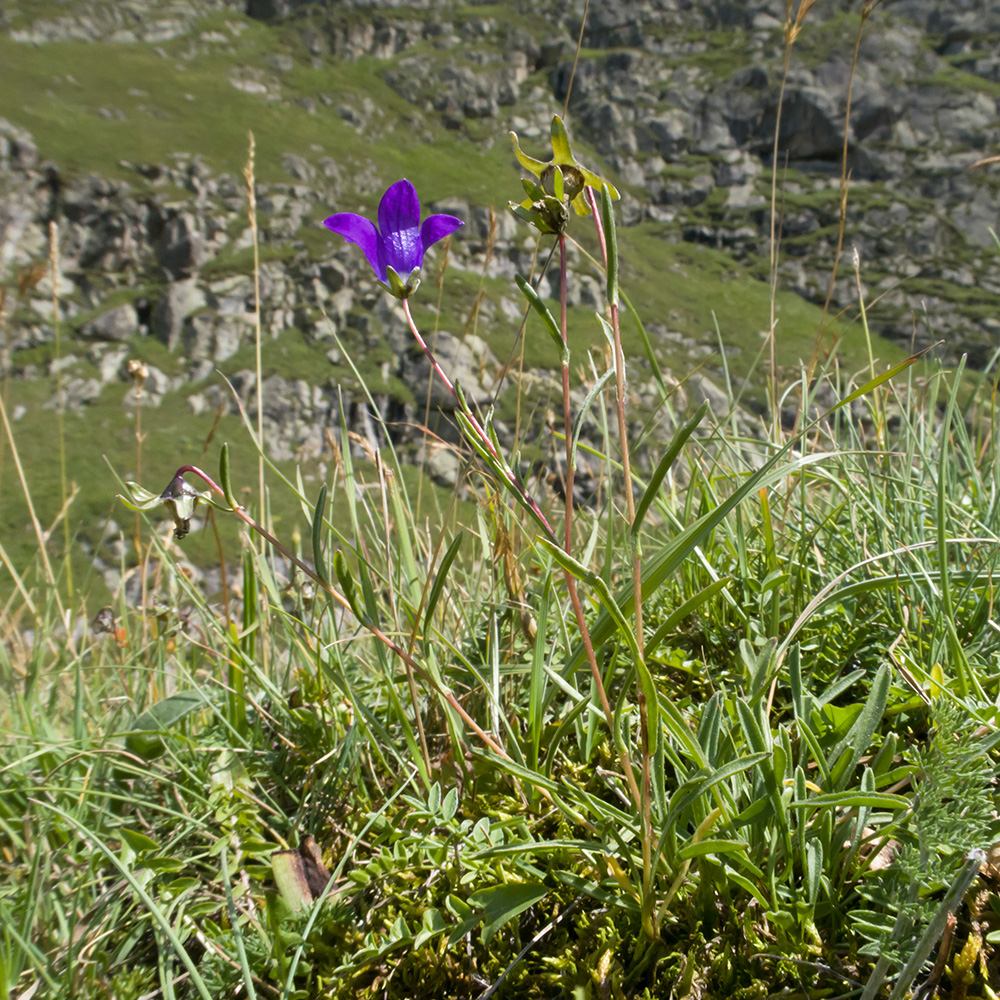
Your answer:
6,8 -> 1000,1000
0,6 -> 914,600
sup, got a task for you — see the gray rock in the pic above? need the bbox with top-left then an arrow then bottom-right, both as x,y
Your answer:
402,332 -> 497,409
183,311 -> 248,361
157,212 -> 204,279
687,373 -> 732,419
0,118 -> 38,171
79,302 -> 138,341
247,0 -> 295,18
427,443 -> 462,486
759,88 -> 843,159
282,154 -> 313,181
207,274 -> 254,314
152,279 -> 206,350
141,364 -> 173,398
47,376 -> 101,411
91,345 -> 129,383
635,110 -> 691,158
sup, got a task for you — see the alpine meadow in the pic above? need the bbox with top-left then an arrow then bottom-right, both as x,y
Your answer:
3,1 -> 1000,998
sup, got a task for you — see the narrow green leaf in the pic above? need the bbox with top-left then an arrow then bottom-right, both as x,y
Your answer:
789,791 -> 910,810
424,533 -> 463,630
788,644 -> 805,723
119,828 -> 159,854
804,839 -> 822,905
726,870 -> 770,911
311,483 -> 328,585
829,663 -> 890,792
675,839 -> 749,861
221,846 -> 258,1000
515,273 -> 566,363
125,690 -> 208,760
622,290 -> 667,398
571,369 -> 615,469
334,551 -> 365,624
735,699 -> 768,756
219,442 -> 238,509
828,344 -> 934,413
633,402 -> 709,540
529,578 -> 552,769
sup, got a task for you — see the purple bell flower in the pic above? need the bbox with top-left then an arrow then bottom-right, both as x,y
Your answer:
323,179 -> 463,299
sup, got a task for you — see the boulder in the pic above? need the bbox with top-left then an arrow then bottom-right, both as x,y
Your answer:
151,279 -> 206,351
79,302 -> 138,342
157,212 -> 204,279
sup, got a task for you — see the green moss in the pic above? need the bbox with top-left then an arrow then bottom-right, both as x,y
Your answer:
67,285 -> 156,333
920,65 -> 1000,100
201,242 -> 300,281
615,222 -> 910,392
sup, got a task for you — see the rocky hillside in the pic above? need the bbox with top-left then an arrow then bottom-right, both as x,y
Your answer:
1,0 -> 998,590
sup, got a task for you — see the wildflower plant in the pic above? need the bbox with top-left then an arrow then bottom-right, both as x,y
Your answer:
110,87 -> 961,1000
119,468 -> 231,540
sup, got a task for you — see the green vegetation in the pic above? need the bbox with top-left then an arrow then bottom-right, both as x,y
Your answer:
5,305 -> 1000,998
4,3 -> 1000,998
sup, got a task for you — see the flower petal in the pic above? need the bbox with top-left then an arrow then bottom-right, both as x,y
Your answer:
378,179 -> 420,237
375,180 -> 424,275
324,212 -> 383,279
420,213 -> 464,252
380,225 -> 423,276
580,167 -> 620,200
570,193 -> 592,217
550,115 -> 575,165
509,131 -> 548,177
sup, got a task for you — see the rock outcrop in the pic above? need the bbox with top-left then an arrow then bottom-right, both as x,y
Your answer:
2,0 -> 999,467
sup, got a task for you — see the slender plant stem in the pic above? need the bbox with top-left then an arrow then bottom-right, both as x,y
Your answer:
49,222 -> 73,599
0,391 -> 60,601
586,185 -> 652,922
244,133 -> 265,528
808,1 -> 878,384
402,292 -> 639,806
561,0 -> 590,120
243,131 -> 271,679
401,298 -> 555,538
766,7 -> 795,438
416,235 -> 451,521
559,236 -> 574,550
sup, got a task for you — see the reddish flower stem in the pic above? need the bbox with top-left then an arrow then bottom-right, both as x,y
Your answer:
559,235 -> 574,552
403,285 -> 638,807
401,298 -> 556,538
586,184 -> 653,916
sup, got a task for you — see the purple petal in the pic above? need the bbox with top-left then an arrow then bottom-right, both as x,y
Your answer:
420,213 -> 464,253
324,213 -> 384,279
377,180 -> 424,275
380,227 -> 423,276
378,179 -> 420,236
